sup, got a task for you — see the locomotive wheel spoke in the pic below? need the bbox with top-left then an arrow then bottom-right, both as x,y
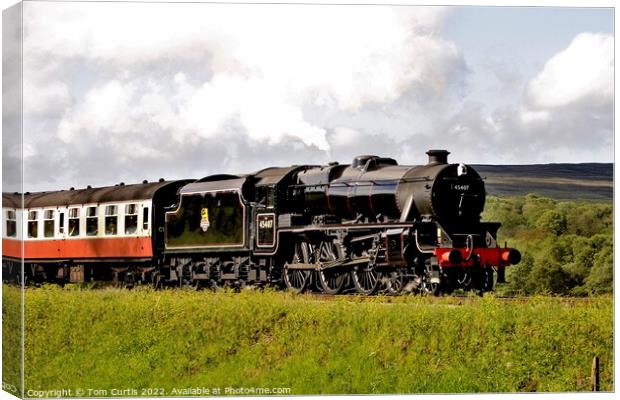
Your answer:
383,269 -> 406,295
283,242 -> 313,293
352,264 -> 380,295
423,280 -> 442,296
317,241 -> 347,294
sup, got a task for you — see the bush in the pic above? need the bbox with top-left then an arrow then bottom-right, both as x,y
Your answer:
483,196 -> 612,295
536,210 -> 567,236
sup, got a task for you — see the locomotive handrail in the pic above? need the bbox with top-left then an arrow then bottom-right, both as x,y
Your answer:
464,234 -> 474,261
414,230 -> 435,254
289,176 -> 432,189
400,176 -> 433,183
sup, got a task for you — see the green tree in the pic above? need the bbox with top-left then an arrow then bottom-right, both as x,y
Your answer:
522,194 -> 556,228
584,239 -> 613,294
536,210 -> 567,236
485,195 -> 611,296
505,253 -> 534,295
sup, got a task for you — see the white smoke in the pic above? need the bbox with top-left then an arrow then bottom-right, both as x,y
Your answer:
15,3 -> 614,191
23,3 -> 458,158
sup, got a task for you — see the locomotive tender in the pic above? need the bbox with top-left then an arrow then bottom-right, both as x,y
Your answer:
2,150 -> 520,295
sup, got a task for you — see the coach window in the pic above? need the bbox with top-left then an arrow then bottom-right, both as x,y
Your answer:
142,207 -> 149,231
44,210 -> 55,238
68,208 -> 80,236
28,211 -> 38,238
125,204 -> 138,234
105,205 -> 118,235
58,211 -> 65,235
6,210 -> 16,238
86,206 -> 98,236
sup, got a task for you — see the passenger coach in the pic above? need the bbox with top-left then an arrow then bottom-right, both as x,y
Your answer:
2,180 -> 189,284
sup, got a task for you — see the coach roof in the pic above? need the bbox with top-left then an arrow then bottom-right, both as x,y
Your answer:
2,192 -> 21,208
12,180 -> 189,209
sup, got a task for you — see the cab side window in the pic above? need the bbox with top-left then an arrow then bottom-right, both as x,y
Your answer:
256,186 -> 275,208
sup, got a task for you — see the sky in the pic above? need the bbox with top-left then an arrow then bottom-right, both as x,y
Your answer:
1,2 -> 614,192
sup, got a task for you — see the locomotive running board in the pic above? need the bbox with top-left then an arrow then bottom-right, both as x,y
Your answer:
284,263 -> 316,270
285,257 -> 371,271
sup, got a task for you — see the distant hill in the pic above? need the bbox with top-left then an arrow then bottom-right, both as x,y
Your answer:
472,163 -> 613,201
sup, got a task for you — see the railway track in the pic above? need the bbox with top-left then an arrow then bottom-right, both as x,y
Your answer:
10,281 -> 597,305
290,292 -> 596,305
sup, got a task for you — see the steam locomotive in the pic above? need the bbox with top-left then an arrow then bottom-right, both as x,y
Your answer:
2,149 -> 520,295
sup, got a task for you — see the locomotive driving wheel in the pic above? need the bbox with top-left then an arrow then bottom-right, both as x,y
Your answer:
283,241 -> 313,293
351,263 -> 380,295
351,241 -> 382,295
383,268 -> 407,295
423,260 -> 442,296
317,240 -> 347,294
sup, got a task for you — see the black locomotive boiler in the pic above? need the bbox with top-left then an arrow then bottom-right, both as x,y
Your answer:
3,149 -> 520,295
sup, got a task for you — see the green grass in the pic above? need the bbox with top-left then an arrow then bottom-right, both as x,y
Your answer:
4,285 -> 614,395
2,284 -> 22,397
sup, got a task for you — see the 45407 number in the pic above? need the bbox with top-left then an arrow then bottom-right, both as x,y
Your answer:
451,184 -> 470,191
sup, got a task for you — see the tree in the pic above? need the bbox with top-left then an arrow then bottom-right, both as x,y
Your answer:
485,195 -> 612,296
536,210 -> 567,236
584,242 -> 613,294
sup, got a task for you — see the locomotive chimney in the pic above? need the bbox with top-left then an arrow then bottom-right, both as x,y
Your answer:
426,149 -> 450,165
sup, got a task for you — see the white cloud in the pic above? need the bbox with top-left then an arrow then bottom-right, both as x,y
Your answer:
58,80 -> 137,143
15,3 -> 614,191
518,107 -> 550,124
23,3 -> 455,114
526,32 -> 613,109
508,32 -> 613,161
23,79 -> 70,118
22,2 -> 464,184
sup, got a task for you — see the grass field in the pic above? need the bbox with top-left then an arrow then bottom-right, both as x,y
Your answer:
2,284 -> 21,397
3,285 -> 613,396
